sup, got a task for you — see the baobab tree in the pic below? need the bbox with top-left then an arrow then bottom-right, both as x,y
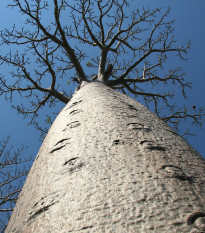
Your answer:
0,0 -> 204,232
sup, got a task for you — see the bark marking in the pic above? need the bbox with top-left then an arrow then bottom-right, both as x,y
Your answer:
67,121 -> 81,128
28,203 -> 56,221
50,145 -> 66,154
68,100 -> 83,109
50,138 -> 70,154
187,212 -> 205,231
55,138 -> 70,146
63,157 -> 84,173
69,109 -> 82,115
161,165 -> 193,181
128,123 -> 151,131
140,140 -> 166,151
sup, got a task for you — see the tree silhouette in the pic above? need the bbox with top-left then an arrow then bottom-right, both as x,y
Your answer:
0,136 -> 32,232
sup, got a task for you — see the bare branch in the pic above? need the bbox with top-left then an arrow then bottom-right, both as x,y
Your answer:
53,0 -> 87,81
0,136 -> 32,231
81,0 -> 103,49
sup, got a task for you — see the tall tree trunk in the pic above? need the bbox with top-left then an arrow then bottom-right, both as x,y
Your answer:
6,81 -> 205,233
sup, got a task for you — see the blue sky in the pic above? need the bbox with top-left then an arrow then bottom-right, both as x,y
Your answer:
0,0 -> 205,160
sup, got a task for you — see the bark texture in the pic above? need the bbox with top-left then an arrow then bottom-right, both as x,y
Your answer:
6,81 -> 205,233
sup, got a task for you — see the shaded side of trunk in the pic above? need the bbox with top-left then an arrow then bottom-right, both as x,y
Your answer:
6,81 -> 205,233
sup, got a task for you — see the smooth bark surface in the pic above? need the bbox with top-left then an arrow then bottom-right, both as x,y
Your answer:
6,81 -> 205,232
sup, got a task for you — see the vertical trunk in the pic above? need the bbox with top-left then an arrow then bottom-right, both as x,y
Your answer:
6,81 -> 205,232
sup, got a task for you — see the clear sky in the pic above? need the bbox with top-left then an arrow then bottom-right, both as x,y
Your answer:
0,0 -> 205,161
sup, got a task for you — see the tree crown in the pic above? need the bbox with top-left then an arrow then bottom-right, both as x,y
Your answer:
0,0 -> 204,137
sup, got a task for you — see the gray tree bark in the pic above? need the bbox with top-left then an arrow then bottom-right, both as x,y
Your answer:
6,81 -> 205,233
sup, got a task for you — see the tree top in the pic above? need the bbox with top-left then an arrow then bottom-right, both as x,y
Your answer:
0,0 -> 204,137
